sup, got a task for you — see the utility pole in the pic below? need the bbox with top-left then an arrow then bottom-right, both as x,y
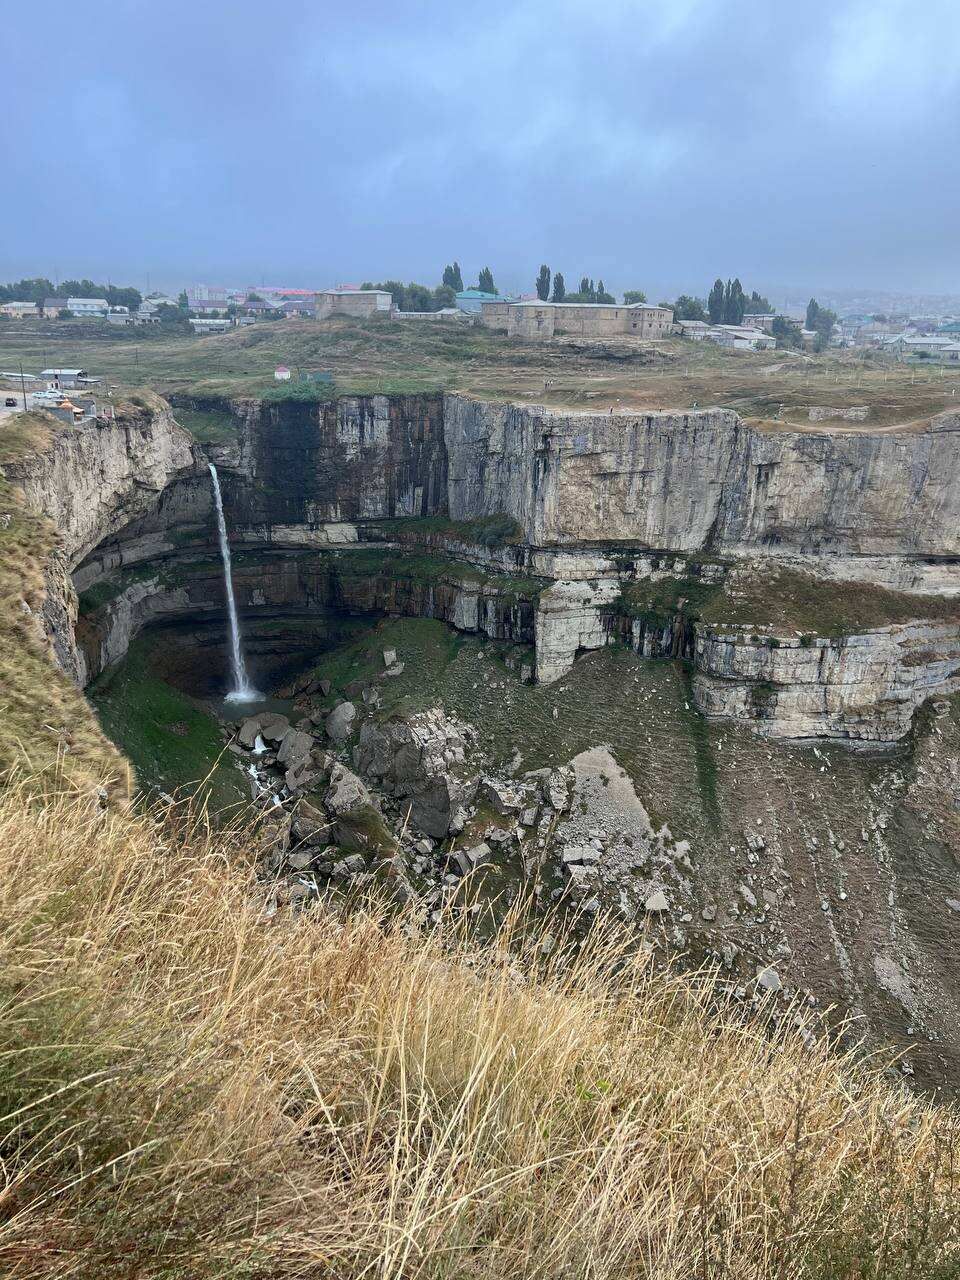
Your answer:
19,361 -> 28,410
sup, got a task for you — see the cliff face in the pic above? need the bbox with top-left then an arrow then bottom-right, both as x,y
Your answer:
6,401 -> 195,680
75,549 -> 540,686
18,390 -> 960,744
444,396 -> 960,560
199,393 -> 448,530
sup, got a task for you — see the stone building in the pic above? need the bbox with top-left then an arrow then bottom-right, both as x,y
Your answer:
315,289 -> 394,320
486,300 -> 673,340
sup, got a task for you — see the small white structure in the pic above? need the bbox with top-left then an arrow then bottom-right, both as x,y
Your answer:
189,318 -> 232,334
274,365 -> 292,381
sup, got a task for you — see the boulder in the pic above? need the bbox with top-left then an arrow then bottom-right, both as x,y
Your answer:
562,843 -> 599,867
259,714 -> 291,745
325,764 -> 371,817
238,716 -> 264,749
383,649 -> 397,668
277,728 -> 315,767
479,777 -> 522,816
355,710 -> 476,839
544,770 -> 569,812
326,701 -> 357,743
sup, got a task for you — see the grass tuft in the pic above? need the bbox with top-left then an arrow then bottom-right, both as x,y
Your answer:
0,777 -> 958,1276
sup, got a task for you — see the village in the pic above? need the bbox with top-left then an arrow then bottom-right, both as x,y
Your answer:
5,276 -> 960,362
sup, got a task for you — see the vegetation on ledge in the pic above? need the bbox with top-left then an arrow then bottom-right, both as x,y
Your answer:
702,566 -> 960,637
369,512 -> 524,548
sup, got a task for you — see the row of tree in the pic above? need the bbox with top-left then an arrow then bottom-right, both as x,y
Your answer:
706,279 -> 773,326
534,266 -> 617,304
0,276 -> 144,311
361,264 -> 498,313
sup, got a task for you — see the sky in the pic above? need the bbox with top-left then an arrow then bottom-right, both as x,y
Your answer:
2,0 -> 959,301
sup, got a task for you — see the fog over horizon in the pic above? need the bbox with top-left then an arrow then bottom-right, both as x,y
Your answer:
3,0 -> 959,303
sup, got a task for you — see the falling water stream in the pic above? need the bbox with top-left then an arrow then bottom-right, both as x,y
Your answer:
208,463 -> 259,701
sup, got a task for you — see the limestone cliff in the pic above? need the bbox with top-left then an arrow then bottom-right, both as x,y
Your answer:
444,395 -> 960,565
5,399 -> 195,680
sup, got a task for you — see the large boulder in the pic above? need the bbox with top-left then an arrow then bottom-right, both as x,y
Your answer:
355,710 -> 476,839
260,714 -> 291,746
277,728 -> 315,767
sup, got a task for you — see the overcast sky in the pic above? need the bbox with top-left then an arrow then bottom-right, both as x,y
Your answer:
2,0 -> 958,300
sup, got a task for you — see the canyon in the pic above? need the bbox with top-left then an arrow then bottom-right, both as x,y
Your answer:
6,390 -> 960,1091
9,390 -> 959,745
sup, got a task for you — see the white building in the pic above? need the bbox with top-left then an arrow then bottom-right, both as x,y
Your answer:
40,368 -> 99,389
188,318 -> 232,334
706,325 -> 776,351
66,297 -> 109,318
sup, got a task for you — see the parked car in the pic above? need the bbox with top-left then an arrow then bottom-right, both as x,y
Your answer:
4,397 -> 17,407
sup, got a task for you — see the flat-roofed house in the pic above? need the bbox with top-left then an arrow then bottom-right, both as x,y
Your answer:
40,367 -> 90,389
0,301 -> 39,318
315,289 -> 394,319
504,300 -> 674,339
66,297 -> 109,318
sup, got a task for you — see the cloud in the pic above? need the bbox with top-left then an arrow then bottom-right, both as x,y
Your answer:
0,0 -> 957,296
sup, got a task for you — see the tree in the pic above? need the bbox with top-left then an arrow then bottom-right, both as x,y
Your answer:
434,284 -> 456,309
477,267 -> 496,295
746,289 -> 773,314
105,285 -> 142,310
536,265 -> 551,301
723,278 -> 745,325
806,298 -> 820,330
442,262 -> 463,292
772,315 -> 800,349
177,290 -> 189,311
673,295 -> 706,321
551,272 -> 565,303
708,278 -> 725,324
811,304 -> 837,352
596,280 -> 615,304
623,290 -> 647,304
0,277 -> 54,304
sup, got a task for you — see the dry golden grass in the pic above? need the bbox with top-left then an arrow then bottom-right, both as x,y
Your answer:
0,419 -> 129,797
0,775 -> 958,1279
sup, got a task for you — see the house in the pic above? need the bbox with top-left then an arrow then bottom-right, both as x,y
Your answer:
241,296 -> 281,315
66,297 -> 109,318
456,289 -> 501,315
882,334 -> 959,359
678,319 -> 712,340
501,300 -> 674,340
274,366 -> 292,381
277,299 -> 316,318
706,325 -> 776,351
40,368 -> 94,389
138,295 -> 179,316
0,301 -> 39,319
742,312 -> 776,334
315,289 -> 393,319
190,298 -> 232,314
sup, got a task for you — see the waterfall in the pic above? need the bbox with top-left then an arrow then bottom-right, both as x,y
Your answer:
208,463 -> 258,701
